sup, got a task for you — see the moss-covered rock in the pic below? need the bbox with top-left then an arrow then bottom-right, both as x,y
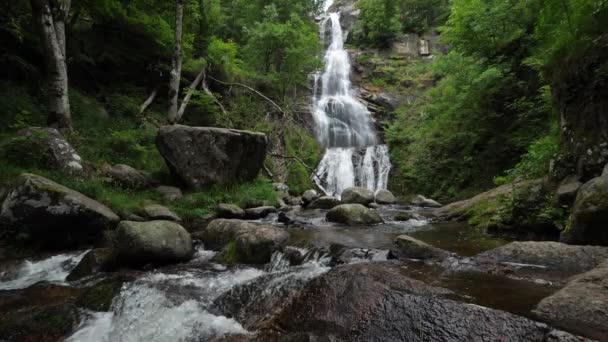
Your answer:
76,276 -> 127,312
67,248 -> 116,281
393,212 -> 413,221
326,204 -> 383,225
341,187 -> 374,205
561,176 -> 608,246
0,303 -> 79,341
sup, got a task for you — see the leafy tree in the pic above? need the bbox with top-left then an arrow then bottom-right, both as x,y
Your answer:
354,0 -> 401,48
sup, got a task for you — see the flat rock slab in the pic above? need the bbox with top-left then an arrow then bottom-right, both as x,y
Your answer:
156,125 -> 267,189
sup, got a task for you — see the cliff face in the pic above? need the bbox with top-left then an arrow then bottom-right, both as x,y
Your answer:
551,34 -> 608,182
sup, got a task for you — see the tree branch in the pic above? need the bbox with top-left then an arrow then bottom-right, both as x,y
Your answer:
207,75 -> 287,117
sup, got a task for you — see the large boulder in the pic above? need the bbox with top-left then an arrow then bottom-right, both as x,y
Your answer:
341,187 -> 374,205
533,261 -> 608,341
561,176 -> 608,246
201,219 -> 288,264
308,196 -> 341,209
375,189 -> 397,204
411,195 -> 442,208
393,235 -> 450,260
326,204 -> 383,225
215,203 -> 246,219
259,262 -> 585,341
0,173 -> 119,248
16,127 -> 83,174
114,220 -> 193,266
156,125 -> 267,189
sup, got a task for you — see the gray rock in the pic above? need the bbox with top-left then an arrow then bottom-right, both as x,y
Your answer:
411,195 -> 442,208
534,260 -> 608,341
114,220 -> 193,266
375,189 -> 397,204
561,176 -> 608,246
393,235 -> 450,260
0,173 -> 119,248
156,125 -> 267,189
555,179 -> 583,207
394,212 -> 413,221
103,164 -> 150,189
202,219 -> 288,264
245,206 -> 277,219
603,163 -> 608,177
216,203 -> 246,219
326,204 -> 383,225
308,196 -> 341,209
286,196 -> 303,207
126,214 -> 146,222
155,185 -> 183,202
341,187 -> 374,205
143,204 -> 181,222
302,189 -> 320,204
67,248 -> 115,281
19,127 -> 83,174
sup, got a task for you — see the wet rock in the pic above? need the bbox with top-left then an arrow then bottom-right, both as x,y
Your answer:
411,195 -> 442,208
114,220 -> 193,266
155,185 -> 183,202
341,187 -> 374,205
156,125 -> 267,189
374,189 -> 396,204
334,247 -> 390,264
103,164 -> 151,189
244,206 -> 277,220
18,127 -> 83,174
394,212 -> 413,221
75,275 -> 129,312
0,173 -> 119,248
203,219 -> 288,264
216,203 -> 246,219
143,204 -> 181,222
265,262 -> 587,342
0,303 -> 79,342
286,196 -> 303,207
326,204 -> 383,225
561,175 -> 608,246
302,189 -> 320,205
534,261 -> 608,341
67,248 -> 116,281
393,235 -> 450,260
555,178 -> 583,207
308,196 -> 341,209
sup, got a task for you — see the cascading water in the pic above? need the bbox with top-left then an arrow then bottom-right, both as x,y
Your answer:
312,11 -> 391,197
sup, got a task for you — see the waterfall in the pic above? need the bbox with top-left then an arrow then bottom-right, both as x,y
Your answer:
312,11 -> 391,197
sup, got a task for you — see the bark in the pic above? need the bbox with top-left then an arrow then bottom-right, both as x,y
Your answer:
30,0 -> 72,132
176,68 -> 206,121
139,88 -> 158,115
207,75 -> 287,117
168,0 -> 184,123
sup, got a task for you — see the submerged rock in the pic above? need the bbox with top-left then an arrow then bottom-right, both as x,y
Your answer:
341,187 -> 374,205
534,260 -> 608,341
326,204 -> 383,225
0,173 -> 119,248
561,175 -> 608,246
375,189 -> 397,204
156,125 -> 267,189
411,195 -> 442,208
308,196 -> 341,209
143,204 -> 181,222
114,220 -> 193,266
216,203 -> 246,219
393,235 -> 450,260
393,212 -> 413,221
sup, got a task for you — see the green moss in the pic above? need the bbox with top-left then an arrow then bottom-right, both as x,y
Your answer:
76,278 -> 124,312
394,212 -> 413,221
214,240 -> 239,265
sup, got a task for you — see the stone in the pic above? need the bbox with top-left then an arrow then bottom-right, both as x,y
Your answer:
244,206 -> 277,219
143,204 -> 181,222
393,235 -> 450,260
411,195 -> 442,208
533,260 -> 608,341
18,127 -> 83,174
308,196 -> 341,209
555,179 -> 583,207
156,125 -> 267,189
202,219 -> 288,264
326,204 -> 383,225
216,203 -> 246,219
66,248 -> 116,281
114,220 -> 193,266
561,176 -> 608,246
302,189 -> 320,204
603,163 -> 608,177
394,212 -> 413,221
341,187 -> 374,205
0,303 -> 79,341
0,173 -> 119,248
103,164 -> 150,189
286,196 -> 303,207
155,185 -> 183,202
375,189 -> 397,204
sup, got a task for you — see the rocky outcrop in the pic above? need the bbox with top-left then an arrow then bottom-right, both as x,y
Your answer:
533,261 -> 608,341
215,203 -> 246,219
260,262 -> 585,342
156,125 -> 267,189
375,189 -> 397,204
18,127 -> 84,174
411,195 -> 442,208
114,220 -> 193,266
393,235 -> 450,260
0,173 -> 119,248
326,204 -> 383,225
142,204 -> 181,222
102,164 -> 151,189
561,175 -> 608,246
341,187 -> 374,205
308,196 -> 341,209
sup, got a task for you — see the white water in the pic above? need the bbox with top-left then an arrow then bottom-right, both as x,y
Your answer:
0,250 -> 88,290
312,12 -> 391,197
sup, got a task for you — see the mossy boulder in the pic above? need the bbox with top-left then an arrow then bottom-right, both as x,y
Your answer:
394,212 -> 413,221
341,187 -> 374,206
216,203 -> 246,219
67,248 -> 116,281
0,173 -> 120,248
375,190 -> 397,204
102,163 -> 152,189
114,220 -> 193,267
76,276 -> 129,312
326,204 -> 383,225
308,196 -> 341,209
561,176 -> 608,246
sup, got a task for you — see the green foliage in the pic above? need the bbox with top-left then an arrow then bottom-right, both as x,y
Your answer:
284,127 -> 323,194
354,0 -> 401,48
0,83 -> 45,132
214,240 -> 239,265
397,0 -> 450,33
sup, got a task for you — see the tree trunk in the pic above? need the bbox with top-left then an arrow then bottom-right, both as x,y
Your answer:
168,0 -> 184,123
176,68 -> 206,121
31,0 -> 72,132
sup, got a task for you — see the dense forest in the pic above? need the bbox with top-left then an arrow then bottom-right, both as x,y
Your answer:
0,0 -> 607,341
